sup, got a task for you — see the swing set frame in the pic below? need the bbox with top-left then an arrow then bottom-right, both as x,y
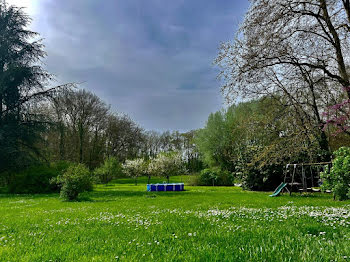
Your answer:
283,162 -> 332,195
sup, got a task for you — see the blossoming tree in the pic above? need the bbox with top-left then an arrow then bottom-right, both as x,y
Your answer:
148,152 -> 186,183
122,158 -> 147,185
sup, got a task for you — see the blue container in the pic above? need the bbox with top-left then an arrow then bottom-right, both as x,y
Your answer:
147,183 -> 184,192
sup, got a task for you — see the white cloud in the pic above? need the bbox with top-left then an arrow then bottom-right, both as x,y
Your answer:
6,0 -> 38,16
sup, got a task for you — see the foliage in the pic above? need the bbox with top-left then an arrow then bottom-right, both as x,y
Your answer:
198,167 -> 234,186
6,161 -> 71,194
323,95 -> 350,136
122,158 -> 147,185
0,2 -> 56,173
147,152 -> 186,183
94,157 -> 121,184
321,147 -> 350,200
240,162 -> 284,191
195,98 -> 318,191
53,163 -> 92,201
195,111 -> 232,168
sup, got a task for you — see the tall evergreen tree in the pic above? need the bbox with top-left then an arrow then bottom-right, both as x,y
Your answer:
0,1 -> 55,173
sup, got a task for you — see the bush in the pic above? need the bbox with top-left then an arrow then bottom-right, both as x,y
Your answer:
7,161 -> 71,194
94,157 -> 122,184
321,147 -> 350,200
240,163 -> 283,191
198,167 -> 234,186
53,163 -> 92,201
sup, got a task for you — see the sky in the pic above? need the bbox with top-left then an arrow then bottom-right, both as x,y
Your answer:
7,0 -> 249,132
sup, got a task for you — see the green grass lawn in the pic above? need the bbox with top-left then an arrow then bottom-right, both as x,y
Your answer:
0,176 -> 349,262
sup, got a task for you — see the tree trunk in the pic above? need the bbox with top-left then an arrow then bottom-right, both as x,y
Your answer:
58,121 -> 65,160
0,95 -> 2,123
320,0 -> 350,95
318,130 -> 331,162
343,0 -> 350,27
78,124 -> 84,163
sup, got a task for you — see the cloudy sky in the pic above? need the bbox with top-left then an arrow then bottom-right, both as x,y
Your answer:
8,0 -> 249,132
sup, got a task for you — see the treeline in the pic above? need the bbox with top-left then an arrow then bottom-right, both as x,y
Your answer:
42,88 -> 202,171
44,89 -> 200,168
1,87 -> 202,188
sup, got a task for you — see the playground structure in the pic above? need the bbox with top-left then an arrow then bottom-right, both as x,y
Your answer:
270,162 -> 332,197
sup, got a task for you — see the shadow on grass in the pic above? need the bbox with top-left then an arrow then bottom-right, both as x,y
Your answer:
0,192 -> 59,199
88,189 -> 193,201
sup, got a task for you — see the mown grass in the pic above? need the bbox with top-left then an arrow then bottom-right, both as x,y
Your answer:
0,176 -> 349,261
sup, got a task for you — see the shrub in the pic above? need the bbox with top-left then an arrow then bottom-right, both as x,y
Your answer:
321,147 -> 350,200
240,163 -> 283,191
94,157 -> 122,184
53,163 -> 92,201
7,161 -> 71,194
198,167 -> 234,186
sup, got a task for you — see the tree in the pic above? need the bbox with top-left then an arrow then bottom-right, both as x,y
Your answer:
148,152 -> 186,183
94,157 -> 121,184
215,0 -> 350,161
194,98 -> 323,190
0,2 -> 67,173
195,110 -> 233,169
122,158 -> 147,185
181,130 -> 203,172
58,89 -> 109,164
105,114 -> 144,162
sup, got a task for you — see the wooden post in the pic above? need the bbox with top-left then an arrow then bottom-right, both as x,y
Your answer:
301,164 -> 306,192
290,164 -> 296,196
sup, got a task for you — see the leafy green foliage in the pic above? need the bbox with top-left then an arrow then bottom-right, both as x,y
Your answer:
53,163 -> 92,201
7,161 -> 71,194
321,147 -> 350,200
198,167 -> 234,186
195,98 -> 323,191
94,157 -> 122,184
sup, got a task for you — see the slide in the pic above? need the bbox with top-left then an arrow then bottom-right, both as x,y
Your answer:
269,182 -> 287,197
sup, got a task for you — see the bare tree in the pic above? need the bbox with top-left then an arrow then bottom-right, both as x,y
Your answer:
52,89 -> 109,164
215,0 -> 350,159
